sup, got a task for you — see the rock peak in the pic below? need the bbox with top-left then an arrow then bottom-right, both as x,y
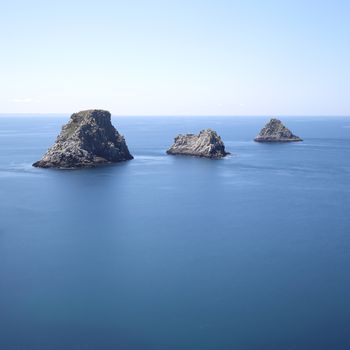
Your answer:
269,118 -> 281,123
254,118 -> 302,142
71,108 -> 110,119
33,109 -> 133,168
167,128 -> 229,159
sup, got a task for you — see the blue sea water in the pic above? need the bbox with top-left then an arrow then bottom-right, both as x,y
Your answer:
0,116 -> 350,350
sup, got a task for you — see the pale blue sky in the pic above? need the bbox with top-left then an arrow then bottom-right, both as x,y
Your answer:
1,0 -> 349,115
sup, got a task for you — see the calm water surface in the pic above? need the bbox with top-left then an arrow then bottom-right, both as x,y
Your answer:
0,116 -> 350,350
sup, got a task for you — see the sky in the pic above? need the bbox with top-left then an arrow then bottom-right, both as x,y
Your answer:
0,0 -> 349,115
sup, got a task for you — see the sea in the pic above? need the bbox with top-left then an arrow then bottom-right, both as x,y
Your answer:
0,116 -> 350,350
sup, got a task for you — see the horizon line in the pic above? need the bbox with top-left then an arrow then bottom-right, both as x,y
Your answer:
0,113 -> 350,118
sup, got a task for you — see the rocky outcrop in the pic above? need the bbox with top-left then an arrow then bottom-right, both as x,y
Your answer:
166,129 -> 229,159
33,109 -> 133,168
254,118 -> 302,142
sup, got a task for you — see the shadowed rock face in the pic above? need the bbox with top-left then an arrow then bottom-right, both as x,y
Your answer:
166,129 -> 229,159
33,109 -> 133,168
254,118 -> 302,142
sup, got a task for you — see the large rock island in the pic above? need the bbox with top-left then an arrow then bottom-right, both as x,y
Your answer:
33,109 -> 133,168
167,129 -> 229,159
254,118 -> 302,142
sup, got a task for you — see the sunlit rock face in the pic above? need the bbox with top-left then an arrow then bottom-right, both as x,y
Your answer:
167,129 -> 229,159
33,109 -> 133,168
254,118 -> 302,142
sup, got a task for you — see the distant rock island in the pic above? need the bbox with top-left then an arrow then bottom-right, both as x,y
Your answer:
254,118 -> 302,142
167,129 -> 229,159
33,109 -> 133,168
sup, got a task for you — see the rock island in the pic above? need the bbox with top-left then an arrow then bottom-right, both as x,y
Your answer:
33,109 -> 133,168
254,118 -> 302,142
167,129 -> 229,159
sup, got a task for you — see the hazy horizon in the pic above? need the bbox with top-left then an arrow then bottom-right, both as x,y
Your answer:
0,113 -> 350,118
1,0 -> 349,116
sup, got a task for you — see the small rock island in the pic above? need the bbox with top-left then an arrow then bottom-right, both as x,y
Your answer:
167,129 -> 229,159
33,109 -> 133,168
254,118 -> 302,142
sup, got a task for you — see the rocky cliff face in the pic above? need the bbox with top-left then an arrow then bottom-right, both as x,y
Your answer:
33,109 -> 133,168
254,118 -> 302,142
166,129 -> 229,159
